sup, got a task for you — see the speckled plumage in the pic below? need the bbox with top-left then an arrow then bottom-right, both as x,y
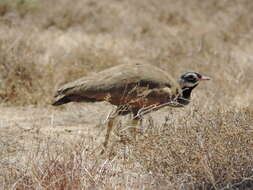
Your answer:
52,63 -> 182,111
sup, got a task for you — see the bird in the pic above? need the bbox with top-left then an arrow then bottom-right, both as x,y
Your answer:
52,63 -> 210,151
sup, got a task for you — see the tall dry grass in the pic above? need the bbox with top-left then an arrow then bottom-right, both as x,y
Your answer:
0,0 -> 252,189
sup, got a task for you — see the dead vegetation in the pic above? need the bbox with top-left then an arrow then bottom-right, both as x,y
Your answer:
131,107 -> 253,189
0,0 -> 252,189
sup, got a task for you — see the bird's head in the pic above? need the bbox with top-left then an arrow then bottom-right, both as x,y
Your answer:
179,72 -> 210,89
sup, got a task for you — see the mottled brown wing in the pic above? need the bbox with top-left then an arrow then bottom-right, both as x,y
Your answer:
52,63 -> 181,106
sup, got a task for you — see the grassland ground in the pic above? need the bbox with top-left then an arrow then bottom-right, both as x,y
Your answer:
0,0 -> 253,189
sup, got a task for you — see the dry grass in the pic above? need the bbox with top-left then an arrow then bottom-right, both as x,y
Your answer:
131,107 -> 253,189
0,0 -> 253,189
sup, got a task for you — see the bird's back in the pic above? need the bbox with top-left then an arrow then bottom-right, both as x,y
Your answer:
52,63 -> 180,106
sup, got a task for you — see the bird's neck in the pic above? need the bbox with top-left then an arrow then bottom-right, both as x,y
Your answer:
177,84 -> 198,105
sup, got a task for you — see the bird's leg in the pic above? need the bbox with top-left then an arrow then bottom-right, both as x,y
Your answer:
132,117 -> 140,126
103,117 -> 114,149
101,109 -> 118,154
130,118 -> 140,140
130,109 -> 142,140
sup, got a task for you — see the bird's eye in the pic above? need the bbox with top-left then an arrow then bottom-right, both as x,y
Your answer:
186,75 -> 194,79
185,75 -> 197,82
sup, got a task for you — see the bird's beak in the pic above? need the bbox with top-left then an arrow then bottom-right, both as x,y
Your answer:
198,75 -> 211,81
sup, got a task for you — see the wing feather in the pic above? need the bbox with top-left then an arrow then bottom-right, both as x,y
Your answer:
52,63 -> 181,106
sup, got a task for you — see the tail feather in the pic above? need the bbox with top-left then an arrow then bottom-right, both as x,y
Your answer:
52,95 -> 71,106
52,94 -> 99,106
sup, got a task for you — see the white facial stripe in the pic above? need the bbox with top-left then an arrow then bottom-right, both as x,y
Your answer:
184,81 -> 199,87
